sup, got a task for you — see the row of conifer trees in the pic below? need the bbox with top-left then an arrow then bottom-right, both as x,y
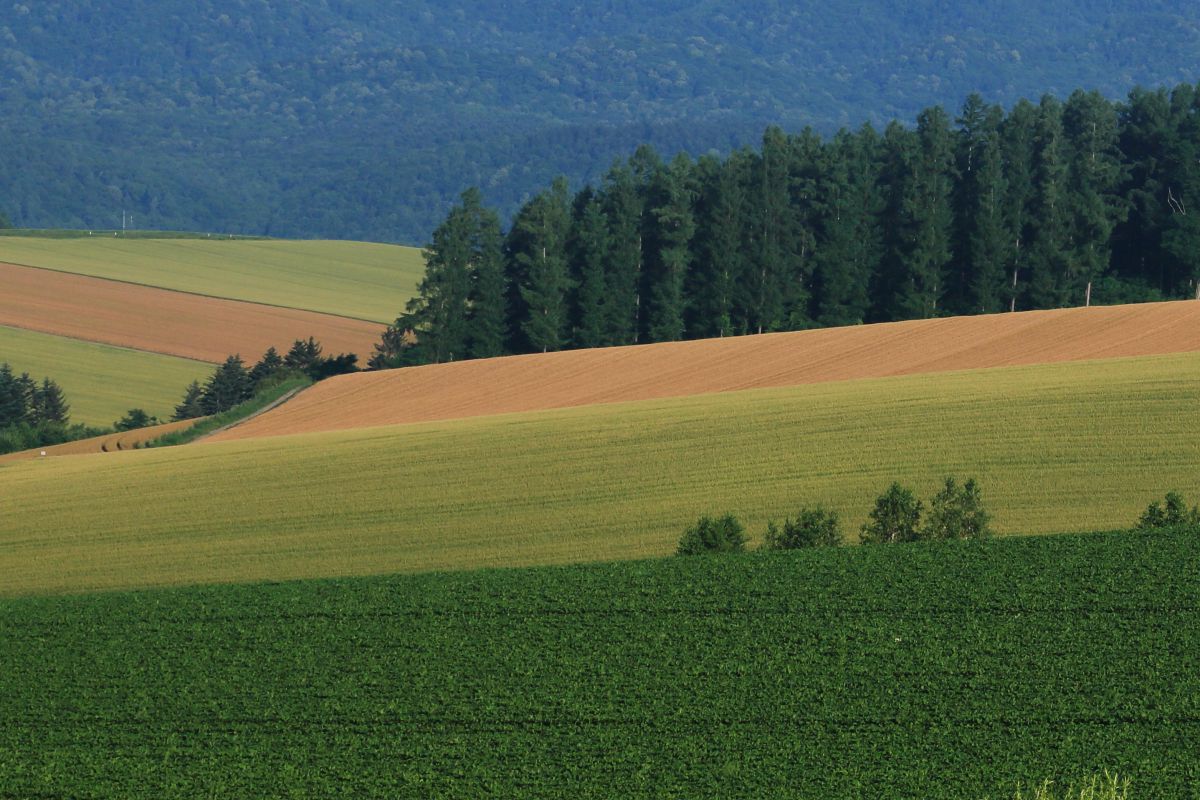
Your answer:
372,82 -> 1200,368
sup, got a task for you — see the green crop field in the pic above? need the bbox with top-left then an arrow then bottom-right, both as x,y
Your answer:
0,528 -> 1195,798
0,325 -> 212,427
2,351 -> 1197,596
0,236 -> 423,322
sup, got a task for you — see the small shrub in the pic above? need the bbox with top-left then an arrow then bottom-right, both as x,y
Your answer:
764,506 -> 841,549
860,482 -> 922,544
676,514 -> 747,556
922,476 -> 991,540
113,408 -> 159,432
1136,491 -> 1199,530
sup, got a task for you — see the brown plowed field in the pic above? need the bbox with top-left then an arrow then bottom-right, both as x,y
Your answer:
211,300 -> 1200,442
0,417 -> 204,464
0,262 -> 386,363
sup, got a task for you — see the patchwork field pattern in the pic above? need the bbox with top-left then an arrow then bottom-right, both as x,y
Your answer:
2,352 -> 1197,595
213,300 -> 1200,441
0,237 -> 423,321
0,326 -> 211,426
0,262 -> 386,362
1,529 -> 1196,798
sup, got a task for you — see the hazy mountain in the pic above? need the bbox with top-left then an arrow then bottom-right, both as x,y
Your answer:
2,0 -> 1198,242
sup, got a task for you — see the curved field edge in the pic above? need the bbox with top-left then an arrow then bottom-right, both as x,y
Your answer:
212,300 -> 1200,441
0,262 -> 386,363
0,418 -> 206,464
0,325 -> 212,426
1,351 -> 1197,596
0,237 -> 423,322
0,529 -> 1195,798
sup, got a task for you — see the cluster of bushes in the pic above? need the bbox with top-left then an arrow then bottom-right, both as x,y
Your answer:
172,337 -> 357,421
1136,492 -> 1199,530
679,482 -> 1199,556
678,477 -> 991,555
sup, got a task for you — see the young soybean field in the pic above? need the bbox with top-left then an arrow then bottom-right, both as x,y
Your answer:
1,529 -> 1197,798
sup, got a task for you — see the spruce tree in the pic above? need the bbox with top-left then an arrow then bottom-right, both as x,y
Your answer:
1026,96 -> 1073,308
814,126 -> 883,327
1000,99 -> 1039,311
408,204 -> 473,362
173,380 -> 205,421
745,126 -> 793,333
1062,89 -> 1127,305
689,151 -> 751,337
515,177 -> 572,353
200,356 -> 252,415
957,99 -> 1011,313
893,106 -> 956,319
32,378 -> 69,424
463,188 -> 508,360
249,346 -> 284,387
601,162 -> 646,345
569,192 -> 611,349
645,152 -> 696,342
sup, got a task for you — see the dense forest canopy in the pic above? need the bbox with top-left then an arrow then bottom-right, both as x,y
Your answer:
375,83 -> 1200,367
1,1 -> 1199,242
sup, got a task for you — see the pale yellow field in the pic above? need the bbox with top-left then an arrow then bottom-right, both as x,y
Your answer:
2,351 -> 1196,596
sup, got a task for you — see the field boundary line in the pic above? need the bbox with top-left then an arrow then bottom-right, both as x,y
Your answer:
0,323 -> 214,366
192,386 -> 309,442
0,260 -> 389,324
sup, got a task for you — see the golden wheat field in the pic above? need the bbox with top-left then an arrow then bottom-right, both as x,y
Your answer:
2,351 -> 1197,595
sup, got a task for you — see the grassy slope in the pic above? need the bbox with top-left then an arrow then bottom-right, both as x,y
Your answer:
0,528 -> 1195,798
0,325 -> 211,426
2,352 -> 1197,595
0,236 -> 423,322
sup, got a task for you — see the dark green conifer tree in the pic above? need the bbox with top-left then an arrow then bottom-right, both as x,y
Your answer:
200,355 -> 252,415
1026,96 -> 1073,308
462,188 -> 508,360
601,162 -> 647,345
688,151 -> 750,337
814,125 -> 883,327
514,177 -> 572,353
32,378 -> 69,424
569,191 -> 611,349
173,380 -> 205,421
645,152 -> 696,342
956,97 -> 1011,313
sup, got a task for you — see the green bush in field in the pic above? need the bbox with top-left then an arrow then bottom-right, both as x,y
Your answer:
677,514 -> 747,555
860,482 -> 923,544
764,506 -> 841,549
922,477 -> 991,540
1136,491 -> 1199,530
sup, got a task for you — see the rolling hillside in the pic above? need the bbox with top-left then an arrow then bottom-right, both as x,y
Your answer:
0,237 -> 422,322
0,262 -> 386,362
2,351 -> 1196,595
214,301 -> 1200,441
0,326 -> 211,426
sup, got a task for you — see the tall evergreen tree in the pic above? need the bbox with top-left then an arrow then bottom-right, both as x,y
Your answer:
1160,83 -> 1200,299
1026,96 -> 1073,308
32,378 -> 69,424
0,364 -> 29,426
462,188 -> 508,360
956,97 -> 1011,313
745,126 -> 793,333
249,346 -> 284,387
200,355 -> 252,414
1000,98 -> 1039,310
1062,89 -> 1127,304
601,161 -> 647,345
689,151 -> 751,337
892,106 -> 956,319
514,177 -> 572,353
814,126 -> 884,327
173,380 -> 205,421
645,152 -> 697,342
569,191 -> 611,349
406,201 -> 474,362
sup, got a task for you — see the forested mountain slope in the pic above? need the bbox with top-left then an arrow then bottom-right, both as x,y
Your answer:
1,1 -> 1198,242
